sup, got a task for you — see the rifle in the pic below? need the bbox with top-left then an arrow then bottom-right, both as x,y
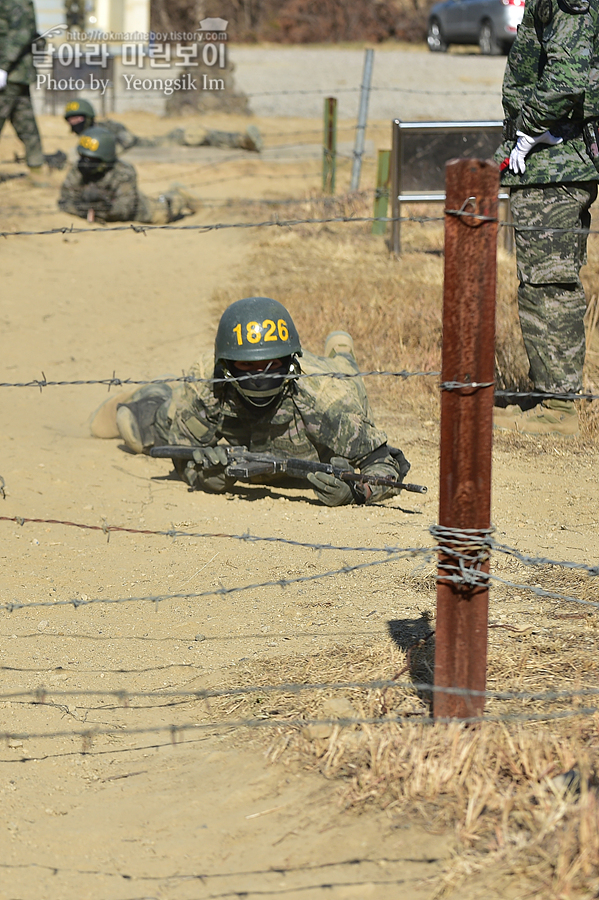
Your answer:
150,445 -> 427,495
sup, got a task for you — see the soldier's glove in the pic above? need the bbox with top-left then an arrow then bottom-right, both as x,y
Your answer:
184,445 -> 236,494
0,69 -> 7,90
307,457 -> 355,507
509,130 -> 563,175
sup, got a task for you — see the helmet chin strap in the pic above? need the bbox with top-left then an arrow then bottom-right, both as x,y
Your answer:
222,357 -> 300,408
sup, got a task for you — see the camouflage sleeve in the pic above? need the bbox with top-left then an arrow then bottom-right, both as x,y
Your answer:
99,119 -> 138,152
0,0 -> 36,72
513,1 -> 594,136
102,163 -> 139,221
58,166 -> 87,218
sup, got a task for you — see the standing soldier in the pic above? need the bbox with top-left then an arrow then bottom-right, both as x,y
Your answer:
494,0 -> 599,437
0,0 -> 44,180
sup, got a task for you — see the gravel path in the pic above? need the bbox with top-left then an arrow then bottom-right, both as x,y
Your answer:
230,46 -> 507,121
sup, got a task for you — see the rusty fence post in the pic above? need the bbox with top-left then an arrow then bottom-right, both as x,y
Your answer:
433,158 -> 499,720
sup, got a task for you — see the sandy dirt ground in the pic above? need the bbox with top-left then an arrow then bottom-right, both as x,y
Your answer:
0,101 -> 598,900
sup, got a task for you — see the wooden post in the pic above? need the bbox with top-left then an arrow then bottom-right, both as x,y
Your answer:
372,149 -> 391,235
390,119 -> 401,256
322,97 -> 337,195
433,158 -> 499,720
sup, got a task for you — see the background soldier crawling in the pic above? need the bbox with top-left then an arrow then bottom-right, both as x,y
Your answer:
90,297 -> 410,506
63,97 -> 263,154
58,127 -> 198,224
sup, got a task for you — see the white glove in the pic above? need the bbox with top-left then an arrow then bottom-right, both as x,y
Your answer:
0,69 -> 7,90
509,129 -> 563,174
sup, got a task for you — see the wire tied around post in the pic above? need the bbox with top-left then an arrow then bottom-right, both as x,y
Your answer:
430,524 -> 495,587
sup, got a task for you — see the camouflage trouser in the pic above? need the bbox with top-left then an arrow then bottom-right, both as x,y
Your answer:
0,83 -> 44,167
135,189 -> 191,224
510,182 -> 598,394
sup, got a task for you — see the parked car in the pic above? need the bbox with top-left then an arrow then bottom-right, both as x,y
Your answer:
427,0 -> 525,55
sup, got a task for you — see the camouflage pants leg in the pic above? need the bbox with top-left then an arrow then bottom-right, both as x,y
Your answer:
510,182 -> 597,394
134,190 -> 188,224
0,83 -> 44,167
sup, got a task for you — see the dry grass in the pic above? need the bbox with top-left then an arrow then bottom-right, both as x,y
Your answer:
208,619 -> 599,900
204,200 -> 599,897
211,193 -> 599,435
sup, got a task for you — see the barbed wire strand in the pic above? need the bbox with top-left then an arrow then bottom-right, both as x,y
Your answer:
2,208 -> 596,239
4,680 -> 599,706
2,705 -> 598,748
0,516 -> 416,554
0,550 -> 430,613
0,369 -> 597,403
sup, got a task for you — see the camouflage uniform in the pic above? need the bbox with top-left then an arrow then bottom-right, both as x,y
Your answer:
58,159 -> 193,223
96,119 -> 138,152
0,0 -> 43,167
495,0 -> 599,394
125,349 -> 407,503
120,125 -> 262,152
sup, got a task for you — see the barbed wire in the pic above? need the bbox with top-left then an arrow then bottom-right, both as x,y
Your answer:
0,366 -> 442,389
0,212 -> 420,239
0,515 -> 411,554
3,208 -> 598,240
2,705 -> 598,748
0,857 -> 443,883
1,370 -> 598,404
243,85 -> 497,97
0,513 -> 596,613
2,516 -> 598,583
4,680 -> 599,706
0,550 -> 430,613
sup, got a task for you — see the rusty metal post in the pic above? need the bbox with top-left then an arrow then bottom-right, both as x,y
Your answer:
433,158 -> 498,720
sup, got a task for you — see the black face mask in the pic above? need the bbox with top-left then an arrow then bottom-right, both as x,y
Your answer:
77,155 -> 109,183
226,357 -> 294,408
69,119 -> 89,135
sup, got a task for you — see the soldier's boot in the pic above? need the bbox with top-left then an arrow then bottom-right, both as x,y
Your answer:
90,385 -> 141,438
155,189 -> 199,223
239,125 -> 263,152
169,187 -> 200,214
324,331 -> 356,361
492,404 -> 525,432
115,383 -> 172,453
495,398 -> 579,437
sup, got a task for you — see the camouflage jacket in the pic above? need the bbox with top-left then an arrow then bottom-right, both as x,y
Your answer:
58,160 -> 140,221
97,119 -> 138,152
0,0 -> 37,84
161,350 -> 408,486
496,0 -> 599,185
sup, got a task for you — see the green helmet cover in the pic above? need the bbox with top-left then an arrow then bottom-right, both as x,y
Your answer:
214,297 -> 302,363
64,98 -> 95,120
77,126 -> 117,163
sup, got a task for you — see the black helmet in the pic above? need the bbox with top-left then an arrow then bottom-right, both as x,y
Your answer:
77,126 -> 117,163
214,297 -> 302,408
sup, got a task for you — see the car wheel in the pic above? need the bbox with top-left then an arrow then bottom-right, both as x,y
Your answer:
479,20 -> 501,55
427,18 -> 448,53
